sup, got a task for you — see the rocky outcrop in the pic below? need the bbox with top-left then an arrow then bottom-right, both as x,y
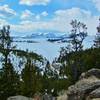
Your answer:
67,68 -> 100,100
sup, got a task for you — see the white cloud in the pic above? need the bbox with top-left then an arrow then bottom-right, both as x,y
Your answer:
0,18 -> 9,29
11,8 -> 99,36
21,9 -> 34,20
54,8 -> 91,21
92,0 -> 100,11
0,4 -> 16,18
0,19 -> 8,24
20,0 -> 50,6
35,15 -> 41,20
0,13 -> 6,18
41,11 -> 48,16
53,7 -> 97,35
21,10 -> 48,21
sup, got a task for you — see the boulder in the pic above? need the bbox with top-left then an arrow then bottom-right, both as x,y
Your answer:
80,68 -> 100,79
7,95 -> 33,100
87,87 -> 100,99
67,68 -> 100,100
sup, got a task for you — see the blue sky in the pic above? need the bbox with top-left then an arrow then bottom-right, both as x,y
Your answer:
0,0 -> 100,36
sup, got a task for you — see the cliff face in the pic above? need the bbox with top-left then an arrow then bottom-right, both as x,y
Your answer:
67,68 -> 100,100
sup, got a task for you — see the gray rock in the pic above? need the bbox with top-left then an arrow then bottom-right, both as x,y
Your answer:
80,68 -> 100,79
88,87 -> 100,99
7,95 -> 33,100
67,68 -> 100,100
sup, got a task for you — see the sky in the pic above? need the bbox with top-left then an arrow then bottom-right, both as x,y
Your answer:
0,0 -> 100,36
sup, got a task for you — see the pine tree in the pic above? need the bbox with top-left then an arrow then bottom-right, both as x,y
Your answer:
21,57 -> 42,97
0,59 -> 20,100
69,19 -> 87,52
58,20 -> 88,83
0,26 -> 16,64
0,26 -> 20,100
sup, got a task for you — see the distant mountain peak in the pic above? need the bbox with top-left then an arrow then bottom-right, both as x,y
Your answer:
25,32 -> 68,38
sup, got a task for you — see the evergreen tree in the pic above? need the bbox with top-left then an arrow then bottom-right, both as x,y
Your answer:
42,61 -> 53,93
0,59 -> 20,100
68,20 -> 87,81
0,26 -> 20,100
21,57 -> 43,97
58,20 -> 88,83
69,19 -> 87,52
0,25 -> 16,64
44,61 -> 53,78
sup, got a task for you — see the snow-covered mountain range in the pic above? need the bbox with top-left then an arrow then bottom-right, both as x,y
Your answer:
24,32 -> 68,39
